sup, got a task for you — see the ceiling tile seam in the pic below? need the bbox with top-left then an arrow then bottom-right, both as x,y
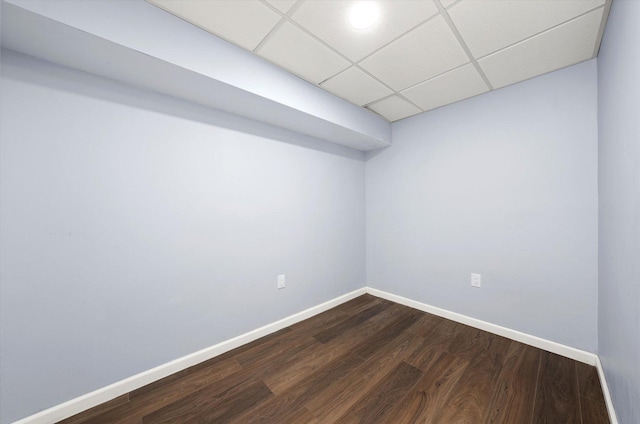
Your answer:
257,8 -> 360,72
446,0 -> 462,9
254,0 -> 304,53
395,60 -> 472,94
252,18 -> 288,53
394,91 -> 430,114
296,8 -> 444,106
351,64 -> 399,100
317,62 -> 400,108
329,11 -> 450,105
591,0 -> 613,58
316,67 -> 349,87
259,0 -> 300,16
362,104 -> 386,118
352,11 -> 443,67
363,93 -> 397,109
316,11 -> 445,90
250,2 -> 403,111
318,79 -> 378,106
433,0 -> 493,91
481,56 -> 599,96
317,69 -> 394,109
472,4 -> 608,62
249,1 -> 449,110
361,91 -> 424,115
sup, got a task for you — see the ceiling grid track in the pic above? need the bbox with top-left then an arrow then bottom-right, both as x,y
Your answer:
253,0 -> 303,54
433,0 -> 493,91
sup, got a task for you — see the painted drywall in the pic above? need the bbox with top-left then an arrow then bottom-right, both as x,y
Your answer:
0,50 -> 366,423
597,1 -> 640,423
366,60 -> 599,352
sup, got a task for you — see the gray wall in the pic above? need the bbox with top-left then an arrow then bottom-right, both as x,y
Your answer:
366,60 -> 599,352
0,51 -> 366,423
597,1 -> 640,423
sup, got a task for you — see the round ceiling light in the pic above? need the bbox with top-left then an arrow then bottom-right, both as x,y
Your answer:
348,1 -> 380,30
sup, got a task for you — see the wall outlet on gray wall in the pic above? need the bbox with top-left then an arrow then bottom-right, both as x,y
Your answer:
471,273 -> 481,288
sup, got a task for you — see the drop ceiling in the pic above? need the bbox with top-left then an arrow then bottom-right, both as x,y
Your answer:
146,0 -> 611,122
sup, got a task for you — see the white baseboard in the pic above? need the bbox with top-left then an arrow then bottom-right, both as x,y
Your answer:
595,356 -> 619,424
366,287 -> 598,366
12,288 -> 366,424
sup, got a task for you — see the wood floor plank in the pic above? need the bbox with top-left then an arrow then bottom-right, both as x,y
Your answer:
306,330 -> 426,422
576,362 -> 610,423
345,296 -> 395,317
204,327 -> 293,366
430,335 -> 512,423
411,315 -> 465,353
262,338 -> 360,394
77,404 -> 142,424
406,311 -> 443,336
576,362 -> 606,402
332,361 -> 424,424
312,300 -> 391,343
402,315 -> 465,373
349,308 -> 422,360
142,380 -> 273,424
129,358 -> 243,401
96,415 -> 141,424
579,396 -> 610,424
288,295 -> 381,336
227,352 -> 363,424
264,304 -> 416,395
288,308 -> 349,335
277,407 -> 319,424
70,357 -> 247,424
57,394 -> 130,424
447,326 -> 497,363
409,313 -> 451,337
83,338 -> 319,424
532,351 -> 582,424
385,351 -> 470,423
404,334 -> 447,373
330,294 -> 379,316
233,329 -> 315,368
485,341 -> 541,424
55,296 -> 608,424
363,302 -> 423,328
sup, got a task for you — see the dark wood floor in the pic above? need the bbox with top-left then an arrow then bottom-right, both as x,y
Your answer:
59,295 -> 609,424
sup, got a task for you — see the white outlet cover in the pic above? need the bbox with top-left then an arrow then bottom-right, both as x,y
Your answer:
277,274 -> 286,289
471,273 -> 482,288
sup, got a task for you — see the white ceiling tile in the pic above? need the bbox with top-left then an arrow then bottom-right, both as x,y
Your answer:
147,0 -> 281,51
449,0 -> 606,58
359,16 -> 469,91
257,22 -> 350,84
321,67 -> 393,106
402,63 -> 489,111
291,0 -> 439,62
478,7 -> 604,89
367,95 -> 422,122
264,0 -> 297,14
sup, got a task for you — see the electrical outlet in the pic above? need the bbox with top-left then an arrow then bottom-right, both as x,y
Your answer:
471,273 -> 481,288
277,274 -> 286,289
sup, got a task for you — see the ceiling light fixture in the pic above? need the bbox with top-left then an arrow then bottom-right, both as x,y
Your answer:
348,1 -> 380,30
